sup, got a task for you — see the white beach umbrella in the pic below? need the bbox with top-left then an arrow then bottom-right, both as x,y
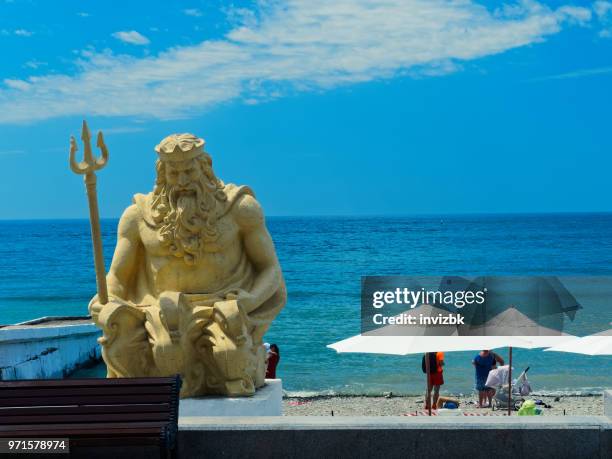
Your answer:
543,329 -> 612,356
328,307 -> 572,354
327,334 -> 534,355
328,303 -> 537,354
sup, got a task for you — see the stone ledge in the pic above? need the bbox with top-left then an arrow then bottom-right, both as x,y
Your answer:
0,322 -> 99,344
179,415 -> 612,430
179,379 -> 282,417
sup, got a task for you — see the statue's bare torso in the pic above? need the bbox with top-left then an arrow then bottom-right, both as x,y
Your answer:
104,188 -> 278,314
137,205 -> 244,295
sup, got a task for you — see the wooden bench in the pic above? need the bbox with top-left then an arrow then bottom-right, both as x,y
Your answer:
0,375 -> 181,459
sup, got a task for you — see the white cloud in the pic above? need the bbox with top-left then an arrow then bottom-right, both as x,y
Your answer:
112,30 -> 150,45
0,0 -> 594,124
24,60 -> 47,69
594,1 -> 612,37
3,79 -> 31,91
594,1 -> 612,18
14,29 -> 33,37
77,12 -> 91,18
529,66 -> 612,81
556,6 -> 591,25
183,8 -> 202,17
101,126 -> 147,134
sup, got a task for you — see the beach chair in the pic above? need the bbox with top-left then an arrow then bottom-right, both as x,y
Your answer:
490,367 -> 531,411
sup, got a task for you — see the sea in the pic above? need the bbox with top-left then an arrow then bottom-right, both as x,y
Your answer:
1,214 -> 611,396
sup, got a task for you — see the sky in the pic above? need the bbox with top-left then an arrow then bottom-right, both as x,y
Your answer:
1,0 -> 612,218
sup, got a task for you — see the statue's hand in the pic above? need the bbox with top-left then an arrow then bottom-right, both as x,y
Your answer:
225,288 -> 257,313
88,294 -> 132,325
214,298 -> 249,345
88,295 -> 146,350
88,294 -> 104,323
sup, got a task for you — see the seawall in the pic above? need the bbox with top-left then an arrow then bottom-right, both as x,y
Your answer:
175,416 -> 612,459
0,316 -> 101,380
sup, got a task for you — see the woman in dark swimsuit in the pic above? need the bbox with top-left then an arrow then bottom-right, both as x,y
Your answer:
266,344 -> 280,379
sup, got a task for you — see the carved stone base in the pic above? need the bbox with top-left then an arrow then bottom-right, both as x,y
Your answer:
179,379 -> 282,417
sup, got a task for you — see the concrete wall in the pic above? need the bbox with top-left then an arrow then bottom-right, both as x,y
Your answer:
0,320 -> 101,379
176,416 -> 612,459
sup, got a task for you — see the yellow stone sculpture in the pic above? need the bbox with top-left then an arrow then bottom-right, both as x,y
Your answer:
86,132 -> 286,397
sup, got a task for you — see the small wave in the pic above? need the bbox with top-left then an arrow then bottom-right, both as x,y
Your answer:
530,389 -> 605,397
284,390 -> 338,398
283,388 -> 605,398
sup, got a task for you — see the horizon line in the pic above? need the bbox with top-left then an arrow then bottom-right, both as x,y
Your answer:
2,210 -> 612,222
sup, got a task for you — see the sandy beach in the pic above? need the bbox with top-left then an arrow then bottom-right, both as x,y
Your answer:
283,394 -> 604,416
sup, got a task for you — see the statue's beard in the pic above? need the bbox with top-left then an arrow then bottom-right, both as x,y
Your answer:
151,180 -> 220,266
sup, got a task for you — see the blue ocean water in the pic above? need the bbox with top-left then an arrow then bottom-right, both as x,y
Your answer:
1,214 -> 611,395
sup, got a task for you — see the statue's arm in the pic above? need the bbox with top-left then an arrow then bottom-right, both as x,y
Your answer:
106,204 -> 142,300
234,194 -> 283,314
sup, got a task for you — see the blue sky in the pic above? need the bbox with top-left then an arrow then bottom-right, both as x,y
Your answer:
1,0 -> 612,218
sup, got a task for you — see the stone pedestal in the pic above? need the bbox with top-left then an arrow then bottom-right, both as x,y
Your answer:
179,379 -> 282,417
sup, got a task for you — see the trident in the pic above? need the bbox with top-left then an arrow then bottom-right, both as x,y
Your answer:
69,120 -> 109,305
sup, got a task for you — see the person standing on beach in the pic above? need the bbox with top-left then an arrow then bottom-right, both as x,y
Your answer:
422,352 -> 444,409
472,350 -> 503,408
266,344 -> 280,379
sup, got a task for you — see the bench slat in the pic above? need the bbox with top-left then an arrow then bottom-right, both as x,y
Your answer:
0,421 -> 168,432
0,412 -> 171,424
0,385 -> 173,399
0,403 -> 170,416
0,377 -> 176,388
69,437 -> 162,449
70,436 -> 162,446
1,428 -> 165,439
0,394 -> 174,407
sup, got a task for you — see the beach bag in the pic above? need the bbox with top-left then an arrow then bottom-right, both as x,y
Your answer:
421,353 -> 438,373
518,400 -> 537,416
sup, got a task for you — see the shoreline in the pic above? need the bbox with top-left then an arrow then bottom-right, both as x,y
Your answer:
283,390 -> 608,397
283,394 -> 604,416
